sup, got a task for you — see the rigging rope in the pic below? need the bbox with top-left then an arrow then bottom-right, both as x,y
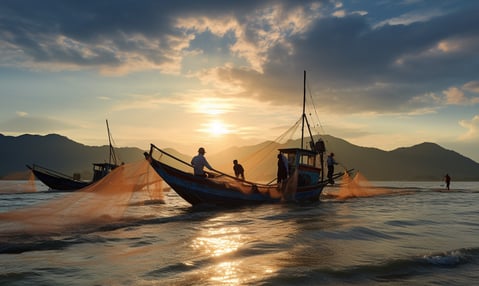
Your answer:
241,117 -> 302,167
306,80 -> 326,136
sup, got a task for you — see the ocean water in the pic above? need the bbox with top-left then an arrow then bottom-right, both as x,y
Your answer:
1,180 -> 478,286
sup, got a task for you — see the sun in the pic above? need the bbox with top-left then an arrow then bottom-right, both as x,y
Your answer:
203,120 -> 231,136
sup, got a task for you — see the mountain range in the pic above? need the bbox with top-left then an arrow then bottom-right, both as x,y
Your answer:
1,133 -> 478,181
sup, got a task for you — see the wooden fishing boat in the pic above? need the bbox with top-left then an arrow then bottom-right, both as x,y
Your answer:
146,146 -> 349,206
26,162 -> 117,192
26,120 -> 119,192
146,71 -> 352,206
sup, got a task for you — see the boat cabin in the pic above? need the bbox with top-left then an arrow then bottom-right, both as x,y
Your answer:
92,163 -> 117,181
278,148 -> 322,186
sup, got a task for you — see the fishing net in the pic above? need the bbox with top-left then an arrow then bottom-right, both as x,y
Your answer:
336,171 -> 393,199
149,147 -> 283,199
0,172 -> 37,194
210,174 -> 283,199
0,160 -> 164,237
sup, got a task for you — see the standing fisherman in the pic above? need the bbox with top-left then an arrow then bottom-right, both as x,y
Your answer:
444,174 -> 451,190
327,152 -> 338,184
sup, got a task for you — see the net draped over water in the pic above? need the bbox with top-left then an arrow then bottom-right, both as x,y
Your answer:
0,153 -> 397,240
336,171 -> 394,199
0,172 -> 38,193
0,160 -> 164,237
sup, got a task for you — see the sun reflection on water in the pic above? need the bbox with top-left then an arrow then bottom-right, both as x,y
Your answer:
189,214 -> 293,285
191,218 -> 248,284
210,261 -> 241,284
192,226 -> 242,257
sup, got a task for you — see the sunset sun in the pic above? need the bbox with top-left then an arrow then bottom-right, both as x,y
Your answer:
203,120 -> 231,136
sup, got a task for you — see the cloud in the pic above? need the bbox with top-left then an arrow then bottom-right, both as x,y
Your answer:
1,0 -> 479,116
459,115 -> 479,141
463,81 -> 479,93
0,1 -> 199,74
442,86 -> 479,105
332,10 -> 346,18
373,9 -> 445,28
443,87 -> 466,104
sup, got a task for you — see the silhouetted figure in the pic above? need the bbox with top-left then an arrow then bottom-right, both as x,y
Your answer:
233,159 -> 245,180
444,174 -> 451,190
191,147 -> 213,177
277,153 -> 288,189
327,152 -> 338,184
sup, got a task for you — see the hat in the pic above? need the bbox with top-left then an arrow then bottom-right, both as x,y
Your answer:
198,147 -> 206,154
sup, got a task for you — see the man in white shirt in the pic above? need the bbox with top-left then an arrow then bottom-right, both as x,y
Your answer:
191,147 -> 213,177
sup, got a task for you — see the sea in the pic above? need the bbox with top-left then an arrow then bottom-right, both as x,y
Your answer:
1,179 -> 478,286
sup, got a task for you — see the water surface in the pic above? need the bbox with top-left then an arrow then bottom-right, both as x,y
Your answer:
1,180 -> 478,285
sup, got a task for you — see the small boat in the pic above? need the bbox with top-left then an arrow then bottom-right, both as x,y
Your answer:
26,120 -> 119,192
26,162 -> 117,192
146,71 -> 352,206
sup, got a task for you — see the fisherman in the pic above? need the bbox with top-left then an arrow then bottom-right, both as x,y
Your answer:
277,153 -> 289,189
327,152 -> 338,184
444,173 -> 451,190
233,159 -> 245,180
191,147 -> 213,177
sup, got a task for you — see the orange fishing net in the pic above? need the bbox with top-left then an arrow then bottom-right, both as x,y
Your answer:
0,172 -> 37,194
336,171 -> 393,200
0,160 -> 164,237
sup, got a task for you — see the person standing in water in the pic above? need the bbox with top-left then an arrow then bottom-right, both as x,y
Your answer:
444,174 -> 451,190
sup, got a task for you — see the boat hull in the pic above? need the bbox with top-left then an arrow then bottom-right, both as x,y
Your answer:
149,159 -> 325,206
27,165 -> 91,191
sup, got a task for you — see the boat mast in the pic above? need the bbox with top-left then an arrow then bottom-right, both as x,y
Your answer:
301,70 -> 306,149
106,119 -> 118,166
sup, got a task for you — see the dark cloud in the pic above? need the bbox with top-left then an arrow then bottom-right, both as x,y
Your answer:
1,1 -> 181,66
228,2 -> 479,113
1,0 -> 478,114
0,0 -> 315,66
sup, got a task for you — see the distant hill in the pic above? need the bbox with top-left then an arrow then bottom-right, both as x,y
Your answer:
319,136 -> 479,181
0,133 -> 145,180
1,133 -> 478,181
207,135 -> 479,181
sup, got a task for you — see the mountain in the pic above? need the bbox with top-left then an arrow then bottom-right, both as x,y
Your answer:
1,133 -> 478,181
320,136 -> 479,181
0,133 -> 145,180
208,135 -> 479,181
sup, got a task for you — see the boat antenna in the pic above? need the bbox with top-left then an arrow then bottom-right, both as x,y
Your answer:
106,119 -> 118,166
301,70 -> 306,149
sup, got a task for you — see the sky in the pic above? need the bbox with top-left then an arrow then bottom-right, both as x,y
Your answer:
1,0 -> 479,162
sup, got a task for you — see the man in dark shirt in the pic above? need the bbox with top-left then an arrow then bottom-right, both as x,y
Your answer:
233,159 -> 245,180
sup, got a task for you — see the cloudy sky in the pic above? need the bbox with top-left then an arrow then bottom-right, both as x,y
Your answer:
1,0 -> 479,162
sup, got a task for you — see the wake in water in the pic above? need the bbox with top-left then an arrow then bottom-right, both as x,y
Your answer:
318,247 -> 479,283
0,160 -> 164,238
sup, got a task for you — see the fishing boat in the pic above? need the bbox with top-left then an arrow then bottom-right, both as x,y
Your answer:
26,120 -> 119,192
146,71 -> 352,206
